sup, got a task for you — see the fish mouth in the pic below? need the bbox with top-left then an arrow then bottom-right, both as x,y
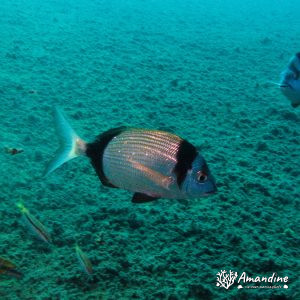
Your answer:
208,179 -> 217,194
204,187 -> 217,196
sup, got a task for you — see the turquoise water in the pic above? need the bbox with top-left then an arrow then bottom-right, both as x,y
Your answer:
1,0 -> 299,299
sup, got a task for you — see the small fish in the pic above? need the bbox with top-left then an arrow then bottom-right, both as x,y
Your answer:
44,109 -> 217,203
75,244 -> 93,275
17,202 -> 52,244
279,52 -> 300,108
4,147 -> 24,155
0,257 -> 23,279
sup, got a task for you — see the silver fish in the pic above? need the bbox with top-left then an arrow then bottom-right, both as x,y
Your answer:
75,244 -> 93,276
17,202 -> 52,244
279,52 -> 300,108
44,108 -> 217,203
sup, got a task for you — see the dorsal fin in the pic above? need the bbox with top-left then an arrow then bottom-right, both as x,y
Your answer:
86,127 -> 127,187
173,139 -> 198,188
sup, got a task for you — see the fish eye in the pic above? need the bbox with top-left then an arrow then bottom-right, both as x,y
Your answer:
197,171 -> 207,183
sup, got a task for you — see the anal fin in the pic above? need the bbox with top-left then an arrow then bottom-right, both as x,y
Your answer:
132,193 -> 160,203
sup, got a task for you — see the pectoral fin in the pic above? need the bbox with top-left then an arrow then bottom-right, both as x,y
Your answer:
128,158 -> 173,189
132,193 -> 160,203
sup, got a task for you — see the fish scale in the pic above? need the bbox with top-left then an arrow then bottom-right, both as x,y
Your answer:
102,129 -> 182,197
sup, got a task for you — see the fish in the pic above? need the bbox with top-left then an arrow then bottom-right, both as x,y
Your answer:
0,257 -> 23,279
44,108 -> 217,203
75,244 -> 93,276
4,147 -> 24,155
17,202 -> 52,244
279,52 -> 300,108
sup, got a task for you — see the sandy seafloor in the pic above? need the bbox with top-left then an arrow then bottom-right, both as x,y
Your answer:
0,0 -> 299,299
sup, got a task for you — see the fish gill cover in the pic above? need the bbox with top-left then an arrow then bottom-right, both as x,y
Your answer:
0,0 -> 299,299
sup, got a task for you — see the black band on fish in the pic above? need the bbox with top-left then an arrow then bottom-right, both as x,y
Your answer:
174,139 -> 198,188
86,127 -> 127,188
296,52 -> 300,60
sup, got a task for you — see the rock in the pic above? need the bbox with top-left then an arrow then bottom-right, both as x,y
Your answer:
260,37 -> 272,45
256,141 -> 268,151
170,79 -> 179,87
187,284 -> 213,300
281,111 -> 299,121
34,150 -> 43,162
128,214 -> 144,229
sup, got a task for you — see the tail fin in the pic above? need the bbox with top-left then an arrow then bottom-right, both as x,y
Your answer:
44,108 -> 86,176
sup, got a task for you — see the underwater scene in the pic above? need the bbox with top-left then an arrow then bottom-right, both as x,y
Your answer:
0,0 -> 299,299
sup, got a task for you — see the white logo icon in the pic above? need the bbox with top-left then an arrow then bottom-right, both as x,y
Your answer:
216,270 -> 238,289
237,285 -> 243,289
284,285 -> 288,289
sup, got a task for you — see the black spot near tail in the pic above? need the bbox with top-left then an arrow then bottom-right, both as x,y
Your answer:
174,140 -> 198,188
85,127 -> 127,188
